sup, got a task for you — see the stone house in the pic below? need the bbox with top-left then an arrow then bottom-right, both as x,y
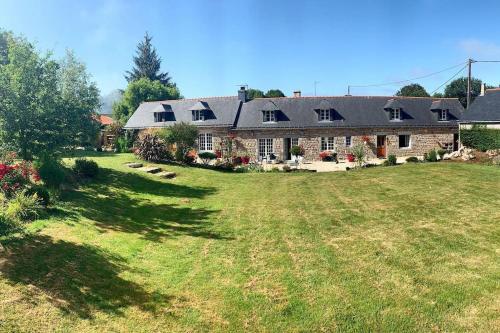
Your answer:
124,87 -> 464,161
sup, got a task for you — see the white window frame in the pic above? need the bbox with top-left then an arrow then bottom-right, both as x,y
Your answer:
198,133 -> 213,151
345,136 -> 352,147
319,109 -> 331,122
262,110 -> 276,123
321,137 -> 335,151
439,109 -> 448,121
154,112 -> 167,122
390,108 -> 401,121
192,109 -> 205,122
398,134 -> 411,149
258,138 -> 274,158
291,138 -> 299,147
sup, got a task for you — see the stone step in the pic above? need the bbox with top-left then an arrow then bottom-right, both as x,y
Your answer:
156,171 -> 176,179
139,166 -> 162,174
126,162 -> 143,168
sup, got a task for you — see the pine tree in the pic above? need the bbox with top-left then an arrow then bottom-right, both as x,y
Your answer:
125,32 -> 171,85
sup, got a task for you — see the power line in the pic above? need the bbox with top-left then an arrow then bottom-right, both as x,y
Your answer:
348,61 -> 468,91
430,64 -> 468,95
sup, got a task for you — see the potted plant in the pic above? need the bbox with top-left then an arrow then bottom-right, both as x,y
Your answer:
319,151 -> 333,161
241,155 -> 250,164
346,153 -> 355,162
290,145 -> 305,162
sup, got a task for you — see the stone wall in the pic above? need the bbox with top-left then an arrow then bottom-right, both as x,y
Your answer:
232,127 -> 457,161
137,126 -> 458,161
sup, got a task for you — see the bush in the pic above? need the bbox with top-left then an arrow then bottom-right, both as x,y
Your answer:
160,122 -> 198,161
406,156 -> 419,163
461,126 -> 500,151
26,185 -> 50,207
282,165 -> 291,172
116,136 -> 129,153
34,156 -> 66,189
425,150 -> 438,162
386,154 -> 397,166
0,212 -> 21,237
4,190 -> 42,222
437,149 -> 447,159
135,133 -> 172,162
73,158 -> 99,178
290,145 -> 304,157
198,152 -> 217,165
351,144 -> 366,168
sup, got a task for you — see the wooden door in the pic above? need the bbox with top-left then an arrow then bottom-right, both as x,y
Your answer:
377,135 -> 386,158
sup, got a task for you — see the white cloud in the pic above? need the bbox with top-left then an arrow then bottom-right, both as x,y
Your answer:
458,39 -> 500,58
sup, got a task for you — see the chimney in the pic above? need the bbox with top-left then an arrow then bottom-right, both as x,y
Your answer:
480,83 -> 486,96
293,90 -> 301,98
238,86 -> 247,102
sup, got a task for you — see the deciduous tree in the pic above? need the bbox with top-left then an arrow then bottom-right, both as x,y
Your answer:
395,84 -> 430,97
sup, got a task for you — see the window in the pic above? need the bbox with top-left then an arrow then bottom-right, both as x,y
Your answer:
321,137 -> 335,151
345,136 -> 352,147
262,110 -> 276,123
192,110 -> 205,121
198,133 -> 213,151
439,109 -> 448,121
291,138 -> 299,147
398,134 -> 410,148
318,109 -> 331,121
154,112 -> 168,122
390,108 -> 401,121
443,142 -> 453,152
258,138 -> 274,158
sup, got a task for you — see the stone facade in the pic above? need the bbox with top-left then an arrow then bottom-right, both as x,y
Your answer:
138,126 -> 458,162
230,127 -> 457,161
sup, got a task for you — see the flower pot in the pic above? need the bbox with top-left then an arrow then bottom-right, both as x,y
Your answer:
347,154 -> 355,162
241,156 -> 250,164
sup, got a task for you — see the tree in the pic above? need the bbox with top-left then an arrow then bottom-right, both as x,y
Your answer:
0,33 -> 99,160
265,89 -> 285,98
0,31 -> 9,65
0,34 -> 60,160
125,32 -> 172,85
112,78 -> 181,124
444,77 -> 483,108
160,122 -> 198,161
395,84 -> 429,97
58,50 -> 101,148
247,88 -> 265,100
432,92 -> 444,98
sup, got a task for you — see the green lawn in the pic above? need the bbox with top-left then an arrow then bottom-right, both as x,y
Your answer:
1,153 -> 499,332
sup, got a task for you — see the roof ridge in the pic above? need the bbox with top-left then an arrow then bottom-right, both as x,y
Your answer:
252,96 -> 458,100
142,95 -> 238,104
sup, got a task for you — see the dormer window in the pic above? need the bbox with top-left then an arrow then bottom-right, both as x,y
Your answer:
192,109 -> 205,121
390,108 -> 401,121
154,112 -> 168,122
318,109 -> 331,121
263,110 -> 276,123
439,109 -> 448,121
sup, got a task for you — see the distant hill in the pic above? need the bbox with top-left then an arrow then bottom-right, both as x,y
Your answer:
99,89 -> 123,115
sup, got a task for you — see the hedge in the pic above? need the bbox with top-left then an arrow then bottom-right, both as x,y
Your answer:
461,126 -> 500,151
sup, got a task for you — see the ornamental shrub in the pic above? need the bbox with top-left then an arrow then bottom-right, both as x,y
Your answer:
461,126 -> 500,151
4,190 -> 42,222
0,160 -> 40,197
425,150 -> 438,162
26,185 -> 50,207
406,156 -> 419,163
34,156 -> 66,189
290,145 -> 304,157
135,133 -> 172,162
386,154 -> 397,166
73,158 -> 99,178
351,144 -> 366,168
198,152 -> 217,165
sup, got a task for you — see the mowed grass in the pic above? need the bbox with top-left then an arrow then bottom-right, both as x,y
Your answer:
0,153 -> 499,332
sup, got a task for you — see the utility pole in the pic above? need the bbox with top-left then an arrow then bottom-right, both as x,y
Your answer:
466,58 -> 476,110
347,85 -> 351,96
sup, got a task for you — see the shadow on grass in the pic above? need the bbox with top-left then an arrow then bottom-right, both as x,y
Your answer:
58,167 -> 229,242
0,234 -> 171,318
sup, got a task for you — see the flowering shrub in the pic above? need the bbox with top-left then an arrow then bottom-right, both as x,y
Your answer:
0,160 -> 40,197
361,135 -> 371,144
319,151 -> 338,162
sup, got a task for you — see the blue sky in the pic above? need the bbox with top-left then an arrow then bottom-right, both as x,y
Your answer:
1,0 -> 500,98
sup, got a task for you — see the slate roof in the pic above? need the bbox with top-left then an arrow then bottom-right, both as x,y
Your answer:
461,89 -> 500,122
124,96 -> 241,129
236,96 -> 464,129
124,95 -> 464,130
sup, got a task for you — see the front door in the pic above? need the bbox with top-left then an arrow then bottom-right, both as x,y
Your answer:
285,138 -> 292,160
453,133 -> 459,151
377,135 -> 386,158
